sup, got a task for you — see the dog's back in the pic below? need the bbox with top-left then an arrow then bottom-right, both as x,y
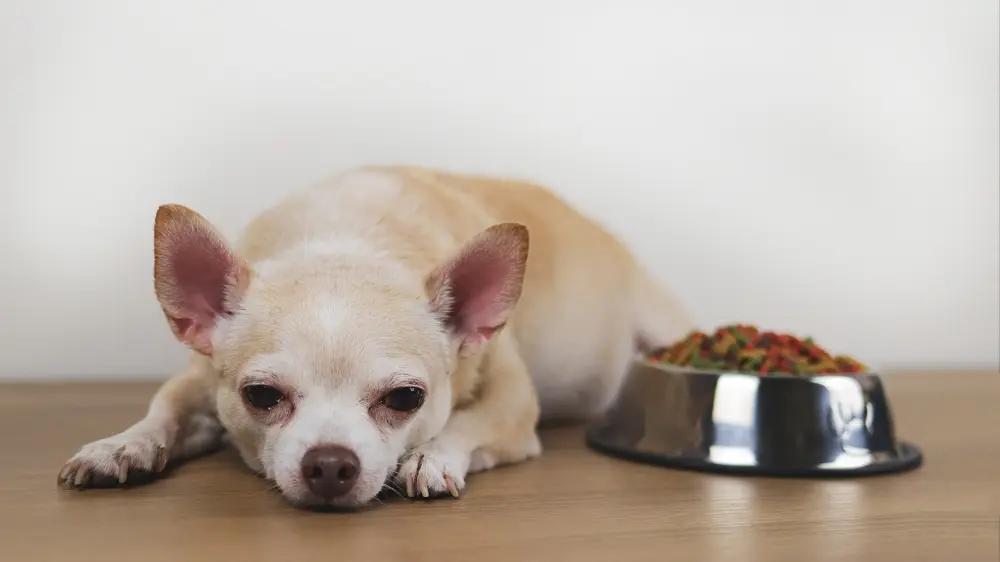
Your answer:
235,165 -> 689,420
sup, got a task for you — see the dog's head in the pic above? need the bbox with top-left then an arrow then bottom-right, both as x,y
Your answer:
151,204 -> 527,508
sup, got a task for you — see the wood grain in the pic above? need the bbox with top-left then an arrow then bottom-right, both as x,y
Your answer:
0,372 -> 997,562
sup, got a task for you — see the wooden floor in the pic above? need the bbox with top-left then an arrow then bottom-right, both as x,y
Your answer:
0,372 -> 997,562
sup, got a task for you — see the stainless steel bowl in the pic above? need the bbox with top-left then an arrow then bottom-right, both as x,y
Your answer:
585,360 -> 923,477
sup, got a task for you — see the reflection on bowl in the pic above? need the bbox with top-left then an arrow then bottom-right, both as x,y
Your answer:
585,360 -> 923,477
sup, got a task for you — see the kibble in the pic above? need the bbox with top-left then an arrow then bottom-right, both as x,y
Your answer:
648,324 -> 867,375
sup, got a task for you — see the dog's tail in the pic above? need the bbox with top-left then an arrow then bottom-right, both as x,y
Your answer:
632,264 -> 694,353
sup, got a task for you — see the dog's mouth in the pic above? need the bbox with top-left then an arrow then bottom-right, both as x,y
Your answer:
297,501 -> 366,513
285,490 -> 371,512
286,488 -> 404,512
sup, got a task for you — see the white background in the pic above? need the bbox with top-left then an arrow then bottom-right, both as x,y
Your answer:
1,0 -> 997,380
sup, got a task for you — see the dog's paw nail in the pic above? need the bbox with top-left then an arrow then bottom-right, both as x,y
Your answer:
57,462 -> 76,485
57,472 -> 74,488
117,456 -> 130,483
445,475 -> 460,498
420,483 -> 430,498
73,466 -> 91,487
155,446 -> 169,472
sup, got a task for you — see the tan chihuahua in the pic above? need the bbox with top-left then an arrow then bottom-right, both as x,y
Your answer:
57,166 -> 688,508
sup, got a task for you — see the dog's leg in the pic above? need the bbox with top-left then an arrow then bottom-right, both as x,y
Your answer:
396,336 -> 541,498
57,354 -> 221,489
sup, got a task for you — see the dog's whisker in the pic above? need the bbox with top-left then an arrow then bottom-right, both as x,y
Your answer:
380,481 -> 407,500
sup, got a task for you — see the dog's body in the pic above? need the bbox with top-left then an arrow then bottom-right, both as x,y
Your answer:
58,166 -> 688,507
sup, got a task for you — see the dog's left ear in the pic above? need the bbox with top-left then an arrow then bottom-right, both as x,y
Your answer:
426,223 -> 529,354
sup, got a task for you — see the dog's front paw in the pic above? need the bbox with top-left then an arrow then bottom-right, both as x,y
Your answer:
57,429 -> 169,489
396,443 -> 470,499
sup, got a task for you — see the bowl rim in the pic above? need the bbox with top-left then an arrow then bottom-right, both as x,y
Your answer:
633,357 -> 878,380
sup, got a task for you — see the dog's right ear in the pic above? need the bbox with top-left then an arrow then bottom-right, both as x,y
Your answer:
153,204 -> 251,355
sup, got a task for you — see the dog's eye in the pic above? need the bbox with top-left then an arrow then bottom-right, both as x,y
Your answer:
381,386 -> 425,412
243,384 -> 284,410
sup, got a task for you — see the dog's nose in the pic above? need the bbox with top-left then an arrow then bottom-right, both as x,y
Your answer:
300,445 -> 360,499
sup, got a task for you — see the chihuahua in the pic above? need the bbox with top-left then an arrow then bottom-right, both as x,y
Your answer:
57,166 -> 689,508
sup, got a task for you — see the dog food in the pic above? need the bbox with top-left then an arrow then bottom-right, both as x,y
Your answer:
649,324 -> 867,374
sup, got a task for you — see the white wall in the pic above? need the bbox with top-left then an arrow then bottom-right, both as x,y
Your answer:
1,0 -> 997,380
